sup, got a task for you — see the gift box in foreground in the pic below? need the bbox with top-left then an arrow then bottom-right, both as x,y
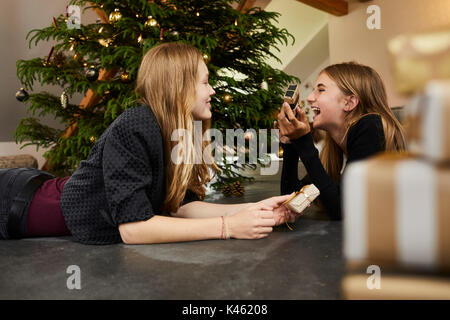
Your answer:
342,272 -> 450,300
403,80 -> 450,163
388,27 -> 450,95
342,153 -> 450,273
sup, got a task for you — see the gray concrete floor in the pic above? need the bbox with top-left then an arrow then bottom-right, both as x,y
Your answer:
0,161 -> 344,299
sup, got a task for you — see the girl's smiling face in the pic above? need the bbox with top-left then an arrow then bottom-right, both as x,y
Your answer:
306,72 -> 350,132
192,60 -> 215,121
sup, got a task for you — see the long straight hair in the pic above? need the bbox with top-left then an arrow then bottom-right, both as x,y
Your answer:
319,62 -> 407,183
135,42 -> 218,214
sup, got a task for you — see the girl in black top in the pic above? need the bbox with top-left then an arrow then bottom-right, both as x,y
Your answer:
275,62 -> 406,220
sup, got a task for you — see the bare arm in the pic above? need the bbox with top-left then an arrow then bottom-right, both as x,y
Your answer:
118,195 -> 294,245
173,201 -> 254,218
119,215 -> 225,244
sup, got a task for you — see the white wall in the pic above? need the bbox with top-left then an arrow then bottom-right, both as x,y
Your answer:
328,0 -> 450,107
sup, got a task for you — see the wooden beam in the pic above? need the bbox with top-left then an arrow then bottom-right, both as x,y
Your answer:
296,0 -> 348,16
237,0 -> 256,12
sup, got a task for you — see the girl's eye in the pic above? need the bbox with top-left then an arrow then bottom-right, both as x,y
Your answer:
318,89 -> 325,92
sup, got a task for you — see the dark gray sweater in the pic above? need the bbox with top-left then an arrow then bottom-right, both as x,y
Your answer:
60,105 -> 197,245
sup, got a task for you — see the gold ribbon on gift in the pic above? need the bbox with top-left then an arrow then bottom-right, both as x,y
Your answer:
347,152 -> 450,273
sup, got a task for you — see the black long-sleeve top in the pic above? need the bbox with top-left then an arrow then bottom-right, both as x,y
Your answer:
280,114 -> 386,220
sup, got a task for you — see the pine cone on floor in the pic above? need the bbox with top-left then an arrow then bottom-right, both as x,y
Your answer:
231,181 -> 245,197
221,184 -> 233,197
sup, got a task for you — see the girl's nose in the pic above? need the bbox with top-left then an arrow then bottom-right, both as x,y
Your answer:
306,90 -> 315,104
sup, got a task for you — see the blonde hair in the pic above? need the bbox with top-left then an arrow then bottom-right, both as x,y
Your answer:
135,42 -> 218,214
318,62 -> 407,183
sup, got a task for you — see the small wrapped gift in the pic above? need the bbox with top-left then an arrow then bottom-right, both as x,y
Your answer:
283,184 -> 320,215
388,27 -> 450,95
342,153 -> 450,273
403,80 -> 450,163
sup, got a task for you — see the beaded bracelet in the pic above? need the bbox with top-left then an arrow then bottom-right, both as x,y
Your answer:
224,216 -> 230,239
221,216 -> 225,240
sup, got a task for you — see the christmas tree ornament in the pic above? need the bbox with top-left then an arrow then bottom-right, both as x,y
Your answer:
137,34 -> 143,44
160,28 -> 164,41
202,53 -> 211,64
144,16 -> 159,28
109,8 -> 122,23
99,38 -> 112,47
260,81 -> 268,90
267,76 -> 275,84
89,136 -> 97,143
15,88 -> 29,102
222,93 -> 232,104
60,90 -> 68,109
51,51 -> 66,68
68,38 -> 76,51
121,71 -> 131,83
278,146 -> 284,158
85,66 -> 99,82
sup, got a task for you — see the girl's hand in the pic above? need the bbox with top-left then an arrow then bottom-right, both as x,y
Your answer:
257,194 -> 296,226
277,102 -> 311,140
227,203 -> 276,239
273,205 -> 296,226
274,120 -> 291,144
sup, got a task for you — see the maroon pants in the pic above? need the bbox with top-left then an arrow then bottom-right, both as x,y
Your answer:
26,176 -> 71,237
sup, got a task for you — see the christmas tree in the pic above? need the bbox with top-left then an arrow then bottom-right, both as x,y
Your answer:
15,0 -> 298,185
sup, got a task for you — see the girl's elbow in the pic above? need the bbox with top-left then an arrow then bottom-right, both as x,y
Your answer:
118,220 -> 157,245
118,223 -> 137,244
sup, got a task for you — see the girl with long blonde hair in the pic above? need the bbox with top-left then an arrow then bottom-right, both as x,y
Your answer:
1,42 -> 295,244
275,62 -> 406,220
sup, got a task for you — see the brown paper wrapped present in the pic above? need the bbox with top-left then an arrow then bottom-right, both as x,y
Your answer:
342,153 -> 450,273
388,28 -> 450,95
403,80 -> 450,163
342,272 -> 450,300
283,184 -> 320,215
